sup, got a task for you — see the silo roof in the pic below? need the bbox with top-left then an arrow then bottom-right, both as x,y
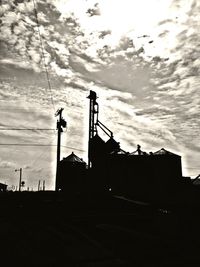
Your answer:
62,152 -> 85,163
153,148 -> 180,156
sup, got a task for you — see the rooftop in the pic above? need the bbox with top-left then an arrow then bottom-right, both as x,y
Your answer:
62,152 -> 85,163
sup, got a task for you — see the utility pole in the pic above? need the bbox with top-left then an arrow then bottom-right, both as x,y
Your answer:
43,180 -> 45,191
55,108 -> 67,191
38,180 -> 40,191
15,168 -> 22,192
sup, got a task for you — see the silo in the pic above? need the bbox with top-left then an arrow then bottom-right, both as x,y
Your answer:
57,152 -> 86,193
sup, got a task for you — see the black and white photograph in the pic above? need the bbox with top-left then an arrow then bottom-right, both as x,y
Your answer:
0,0 -> 200,266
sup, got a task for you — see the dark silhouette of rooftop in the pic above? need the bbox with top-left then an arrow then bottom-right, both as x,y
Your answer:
153,148 -> 180,156
62,152 -> 85,163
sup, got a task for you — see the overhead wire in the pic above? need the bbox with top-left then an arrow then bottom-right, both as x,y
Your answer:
30,134 -> 57,168
0,144 -> 56,147
0,128 -> 55,131
0,143 -> 86,152
32,0 -> 56,113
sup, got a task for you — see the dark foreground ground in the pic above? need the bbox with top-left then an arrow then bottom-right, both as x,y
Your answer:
0,191 -> 200,267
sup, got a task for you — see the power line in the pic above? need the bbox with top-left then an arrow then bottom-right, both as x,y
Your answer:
0,128 -> 55,131
62,145 -> 86,152
30,134 -> 57,167
0,107 -> 55,113
0,143 -> 86,152
32,0 -> 56,112
0,143 -> 56,146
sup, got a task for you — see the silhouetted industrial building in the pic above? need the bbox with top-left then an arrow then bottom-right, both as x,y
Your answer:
89,133 -> 182,201
56,90 -> 189,203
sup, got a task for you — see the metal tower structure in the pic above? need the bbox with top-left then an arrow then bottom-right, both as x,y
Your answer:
87,90 -> 117,168
87,90 -> 99,168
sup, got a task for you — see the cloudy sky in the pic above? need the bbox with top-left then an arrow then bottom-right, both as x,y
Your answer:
0,0 -> 200,190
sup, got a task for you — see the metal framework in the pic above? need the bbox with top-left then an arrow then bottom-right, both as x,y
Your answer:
87,90 -> 114,168
88,91 -> 98,168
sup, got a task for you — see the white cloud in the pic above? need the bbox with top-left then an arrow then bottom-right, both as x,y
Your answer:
0,159 -> 16,169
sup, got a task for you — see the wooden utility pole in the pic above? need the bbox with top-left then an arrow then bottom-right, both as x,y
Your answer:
43,180 -> 45,191
15,168 -> 22,192
55,108 -> 66,191
38,180 -> 40,191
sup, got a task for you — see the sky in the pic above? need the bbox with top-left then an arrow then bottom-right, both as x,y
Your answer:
0,0 -> 200,190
